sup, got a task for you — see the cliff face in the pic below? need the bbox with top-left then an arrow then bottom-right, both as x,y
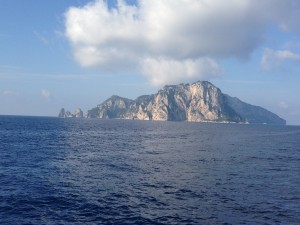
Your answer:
58,108 -> 83,118
80,81 -> 287,124
87,95 -> 134,119
87,81 -> 245,123
130,81 -> 242,122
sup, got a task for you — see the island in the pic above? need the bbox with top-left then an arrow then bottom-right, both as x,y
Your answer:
59,81 -> 286,125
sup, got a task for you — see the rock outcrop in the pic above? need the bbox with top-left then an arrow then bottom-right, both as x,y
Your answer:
58,108 -> 84,118
86,81 -> 285,124
58,108 -> 66,118
74,108 -> 84,118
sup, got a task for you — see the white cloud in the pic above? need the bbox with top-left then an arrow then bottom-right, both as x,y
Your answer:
41,89 -> 51,98
3,90 -> 19,97
283,41 -> 300,50
64,0 -> 300,86
275,50 -> 300,61
278,101 -> 289,110
34,30 -> 51,46
141,57 -> 221,86
262,48 -> 300,70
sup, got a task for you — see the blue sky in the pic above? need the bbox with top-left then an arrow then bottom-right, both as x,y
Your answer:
0,0 -> 300,125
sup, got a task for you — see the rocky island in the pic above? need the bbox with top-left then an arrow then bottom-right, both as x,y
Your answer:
59,81 -> 286,125
58,108 -> 83,118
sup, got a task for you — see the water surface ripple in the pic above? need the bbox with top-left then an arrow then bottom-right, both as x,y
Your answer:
0,116 -> 299,224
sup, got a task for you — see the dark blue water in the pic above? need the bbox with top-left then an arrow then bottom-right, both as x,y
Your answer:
0,116 -> 299,225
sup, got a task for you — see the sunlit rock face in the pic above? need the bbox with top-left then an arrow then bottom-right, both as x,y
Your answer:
86,81 -> 286,125
74,108 -> 83,118
87,95 -> 133,119
58,107 -> 84,118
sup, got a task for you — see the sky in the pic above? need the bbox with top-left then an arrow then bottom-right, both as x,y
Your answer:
0,0 -> 300,125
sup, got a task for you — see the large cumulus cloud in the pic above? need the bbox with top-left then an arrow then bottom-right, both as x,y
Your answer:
64,0 -> 300,86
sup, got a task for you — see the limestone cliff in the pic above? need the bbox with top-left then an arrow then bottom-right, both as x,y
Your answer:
58,108 -> 84,118
74,108 -> 84,118
87,81 -> 244,123
76,81 -> 286,124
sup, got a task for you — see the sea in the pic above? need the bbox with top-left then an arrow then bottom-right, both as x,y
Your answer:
0,116 -> 299,225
